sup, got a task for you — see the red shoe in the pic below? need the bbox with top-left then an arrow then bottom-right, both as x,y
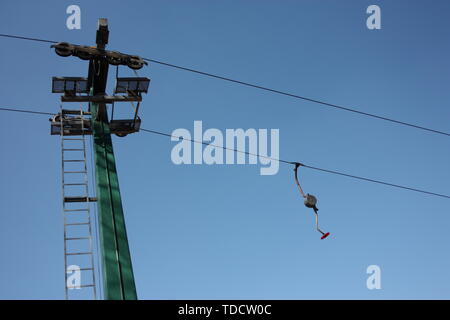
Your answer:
321,232 -> 330,240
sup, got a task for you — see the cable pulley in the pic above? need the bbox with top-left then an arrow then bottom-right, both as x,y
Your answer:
51,42 -> 148,70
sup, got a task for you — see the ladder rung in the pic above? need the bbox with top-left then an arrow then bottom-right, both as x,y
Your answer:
67,284 -> 95,289
64,171 -> 87,174
63,149 -> 84,151
78,268 -> 94,271
64,183 -> 87,186
65,237 -> 90,241
63,138 -> 84,141
64,196 -> 96,203
63,160 -> 85,162
65,222 -> 90,226
66,252 -> 93,256
64,209 -> 89,212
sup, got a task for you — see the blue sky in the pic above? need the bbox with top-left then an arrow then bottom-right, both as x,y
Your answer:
1,0 -> 450,299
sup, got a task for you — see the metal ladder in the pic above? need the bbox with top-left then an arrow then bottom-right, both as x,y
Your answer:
60,107 -> 97,300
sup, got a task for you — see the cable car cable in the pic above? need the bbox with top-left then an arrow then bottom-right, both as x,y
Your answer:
139,127 -> 450,200
1,33 -> 450,137
0,106 -> 448,200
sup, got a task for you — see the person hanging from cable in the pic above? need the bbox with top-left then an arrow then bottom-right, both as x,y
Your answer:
293,162 -> 330,240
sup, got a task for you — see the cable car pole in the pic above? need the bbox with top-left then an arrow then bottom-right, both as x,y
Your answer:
88,19 -> 137,300
51,18 -> 148,300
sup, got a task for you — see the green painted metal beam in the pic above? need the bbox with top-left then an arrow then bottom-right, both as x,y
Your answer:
91,102 -> 137,300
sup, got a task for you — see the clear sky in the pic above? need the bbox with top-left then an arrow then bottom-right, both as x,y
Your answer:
1,0 -> 450,299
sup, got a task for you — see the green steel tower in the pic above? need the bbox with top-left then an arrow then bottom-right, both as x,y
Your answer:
50,18 -> 150,300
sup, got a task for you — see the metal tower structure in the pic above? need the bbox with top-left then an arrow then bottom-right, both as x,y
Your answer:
50,18 -> 150,300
